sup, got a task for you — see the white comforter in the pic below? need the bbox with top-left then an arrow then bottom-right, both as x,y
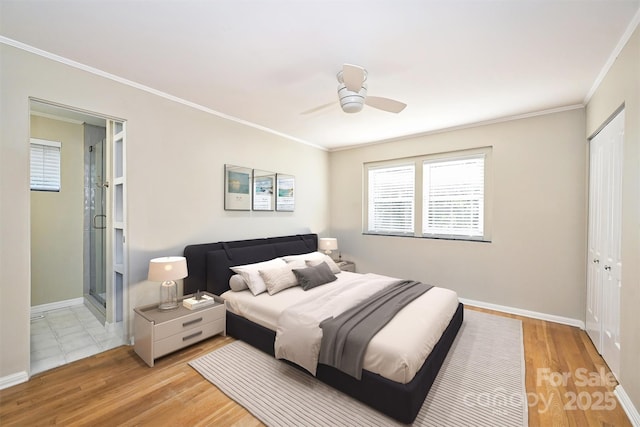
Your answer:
223,271 -> 459,384
274,273 -> 407,375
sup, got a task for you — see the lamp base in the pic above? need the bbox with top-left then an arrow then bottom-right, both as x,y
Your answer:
158,302 -> 179,311
159,280 -> 178,311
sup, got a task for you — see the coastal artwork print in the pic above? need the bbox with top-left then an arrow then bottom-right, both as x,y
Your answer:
276,174 -> 295,211
252,170 -> 275,211
225,164 -> 252,210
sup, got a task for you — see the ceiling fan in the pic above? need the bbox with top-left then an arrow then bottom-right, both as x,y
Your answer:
303,64 -> 407,115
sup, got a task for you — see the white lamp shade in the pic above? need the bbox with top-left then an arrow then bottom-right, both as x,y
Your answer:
148,256 -> 188,282
318,238 -> 338,252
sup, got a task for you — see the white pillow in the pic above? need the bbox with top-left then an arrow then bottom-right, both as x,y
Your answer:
229,274 -> 248,292
259,264 -> 298,295
286,259 -> 306,269
231,258 -> 287,295
305,258 -> 340,274
284,251 -> 341,274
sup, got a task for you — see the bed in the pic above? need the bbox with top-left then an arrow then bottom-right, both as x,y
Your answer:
184,234 -> 464,424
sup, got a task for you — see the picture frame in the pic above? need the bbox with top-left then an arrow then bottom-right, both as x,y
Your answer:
224,164 -> 252,211
276,173 -> 295,211
252,169 -> 275,211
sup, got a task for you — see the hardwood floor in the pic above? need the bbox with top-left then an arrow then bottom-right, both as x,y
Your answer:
0,307 -> 631,426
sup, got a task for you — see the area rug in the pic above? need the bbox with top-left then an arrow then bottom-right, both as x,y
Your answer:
189,309 -> 528,426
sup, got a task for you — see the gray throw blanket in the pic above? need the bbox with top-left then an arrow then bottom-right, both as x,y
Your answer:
318,280 -> 433,379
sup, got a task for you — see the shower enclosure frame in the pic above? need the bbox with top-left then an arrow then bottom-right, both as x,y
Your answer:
83,119 -> 127,334
85,127 -> 108,317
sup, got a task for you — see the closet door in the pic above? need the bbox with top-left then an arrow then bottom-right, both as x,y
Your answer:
586,133 -> 604,350
586,109 -> 624,379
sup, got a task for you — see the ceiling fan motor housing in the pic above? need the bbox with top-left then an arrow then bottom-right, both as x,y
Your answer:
338,83 -> 367,113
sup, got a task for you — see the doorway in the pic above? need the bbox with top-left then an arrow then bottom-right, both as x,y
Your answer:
29,99 -> 128,375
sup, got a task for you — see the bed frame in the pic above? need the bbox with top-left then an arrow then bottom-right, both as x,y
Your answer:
184,233 -> 464,424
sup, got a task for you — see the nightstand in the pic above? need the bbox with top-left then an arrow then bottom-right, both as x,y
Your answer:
134,292 -> 225,367
337,260 -> 356,272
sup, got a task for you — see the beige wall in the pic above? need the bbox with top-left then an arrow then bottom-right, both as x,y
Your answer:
329,108 -> 587,320
0,44 -> 330,380
29,116 -> 84,306
586,26 -> 640,412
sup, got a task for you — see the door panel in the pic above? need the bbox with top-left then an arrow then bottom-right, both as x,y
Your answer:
586,109 -> 623,380
601,110 -> 623,379
107,120 -> 127,328
586,134 -> 604,348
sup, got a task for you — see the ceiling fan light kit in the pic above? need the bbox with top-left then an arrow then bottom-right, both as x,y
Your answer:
338,82 -> 367,113
303,63 -> 406,115
336,64 -> 407,114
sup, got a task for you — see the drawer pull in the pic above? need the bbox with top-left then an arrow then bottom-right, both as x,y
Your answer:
182,317 -> 203,327
182,331 -> 203,341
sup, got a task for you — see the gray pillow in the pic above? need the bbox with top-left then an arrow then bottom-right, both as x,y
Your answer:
292,261 -> 337,291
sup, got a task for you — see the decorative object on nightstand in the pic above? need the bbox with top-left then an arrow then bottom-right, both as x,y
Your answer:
183,290 -> 217,310
148,256 -> 188,311
337,260 -> 356,272
319,237 -> 338,257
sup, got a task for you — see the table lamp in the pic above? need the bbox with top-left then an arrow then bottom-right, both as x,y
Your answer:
148,256 -> 188,310
318,237 -> 338,258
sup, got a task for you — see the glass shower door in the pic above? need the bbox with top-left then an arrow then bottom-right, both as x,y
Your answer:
89,140 -> 107,309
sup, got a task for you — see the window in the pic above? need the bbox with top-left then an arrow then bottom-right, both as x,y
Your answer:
364,148 -> 491,241
423,155 -> 484,238
30,138 -> 61,192
367,164 -> 415,234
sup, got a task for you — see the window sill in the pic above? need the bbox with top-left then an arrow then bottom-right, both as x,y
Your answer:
362,232 -> 491,243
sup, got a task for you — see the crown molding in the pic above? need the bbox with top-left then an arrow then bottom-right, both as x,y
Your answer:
330,104 -> 585,152
0,36 -> 325,151
584,8 -> 640,104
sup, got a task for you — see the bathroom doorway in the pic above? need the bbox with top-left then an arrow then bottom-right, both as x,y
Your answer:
29,99 -> 128,374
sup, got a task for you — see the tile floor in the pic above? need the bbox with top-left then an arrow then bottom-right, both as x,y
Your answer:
30,304 -> 125,375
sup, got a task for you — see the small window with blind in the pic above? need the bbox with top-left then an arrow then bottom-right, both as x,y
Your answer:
367,163 -> 415,235
30,138 -> 61,192
423,154 -> 485,239
364,147 -> 491,242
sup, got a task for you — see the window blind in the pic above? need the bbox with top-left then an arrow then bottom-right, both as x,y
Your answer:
30,139 -> 61,192
422,155 -> 484,238
367,164 -> 415,234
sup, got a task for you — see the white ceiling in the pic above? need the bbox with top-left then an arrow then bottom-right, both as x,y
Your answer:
2,1 -> 639,150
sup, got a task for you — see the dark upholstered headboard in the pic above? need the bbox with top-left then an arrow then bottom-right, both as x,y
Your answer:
183,234 -> 318,296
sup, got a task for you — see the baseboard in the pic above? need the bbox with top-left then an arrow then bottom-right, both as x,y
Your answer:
30,297 -> 84,316
0,371 -> 28,390
615,385 -> 640,427
458,297 -> 585,329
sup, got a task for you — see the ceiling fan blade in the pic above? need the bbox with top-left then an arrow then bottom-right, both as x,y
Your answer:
342,64 -> 365,92
301,101 -> 336,115
365,96 -> 407,113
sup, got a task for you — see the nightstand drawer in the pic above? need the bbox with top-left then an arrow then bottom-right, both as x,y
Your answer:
154,304 -> 225,341
154,318 -> 225,358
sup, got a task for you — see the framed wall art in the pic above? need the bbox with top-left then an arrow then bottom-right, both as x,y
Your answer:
276,173 -> 295,211
252,169 -> 275,211
224,164 -> 252,211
